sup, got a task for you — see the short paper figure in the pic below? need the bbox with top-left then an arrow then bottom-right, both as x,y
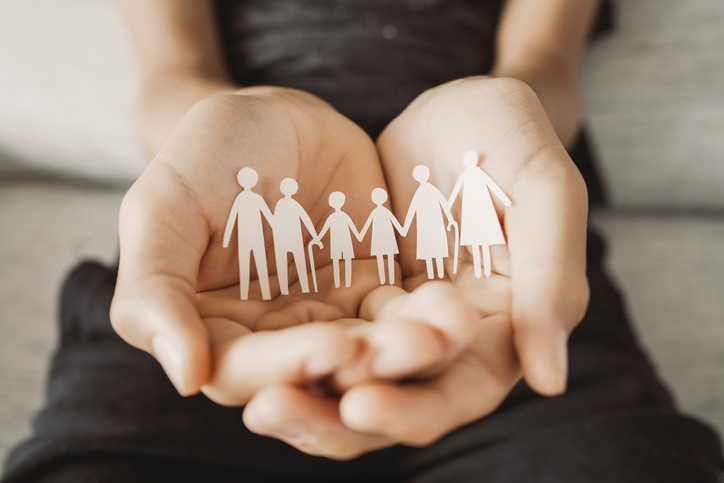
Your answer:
403,165 -> 458,280
448,150 -> 512,278
272,178 -> 319,295
359,188 -> 406,285
313,191 -> 363,289
223,167 -> 274,300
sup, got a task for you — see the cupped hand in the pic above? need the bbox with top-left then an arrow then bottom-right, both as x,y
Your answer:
110,87 -> 391,403
244,76 -> 590,458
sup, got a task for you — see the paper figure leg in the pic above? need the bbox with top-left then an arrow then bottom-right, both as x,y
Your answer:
292,249 -> 310,293
387,255 -> 395,285
345,258 -> 352,288
238,248 -> 251,300
276,250 -> 290,296
472,246 -> 482,279
252,247 -> 271,300
435,258 -> 444,279
482,245 -> 491,278
333,258 -> 341,289
376,255 -> 385,285
425,259 -> 434,280
307,243 -> 319,292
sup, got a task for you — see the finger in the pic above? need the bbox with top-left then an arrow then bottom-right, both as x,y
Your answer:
111,278 -> 211,397
112,171 -> 212,396
244,383 -> 396,460
505,146 -> 589,396
200,321 -> 360,407
340,314 -> 518,446
379,282 -> 480,356
330,319 -> 446,392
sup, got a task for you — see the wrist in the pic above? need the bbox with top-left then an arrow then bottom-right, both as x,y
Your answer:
490,58 -> 583,148
137,70 -> 238,157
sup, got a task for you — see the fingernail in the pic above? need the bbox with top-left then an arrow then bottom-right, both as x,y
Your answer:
152,335 -> 189,396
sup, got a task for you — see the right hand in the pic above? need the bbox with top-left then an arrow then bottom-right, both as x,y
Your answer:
110,87 -> 388,404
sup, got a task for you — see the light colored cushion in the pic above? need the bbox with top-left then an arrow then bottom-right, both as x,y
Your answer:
582,0 -> 724,208
0,0 -> 146,182
0,180 -> 124,467
590,210 -> 724,435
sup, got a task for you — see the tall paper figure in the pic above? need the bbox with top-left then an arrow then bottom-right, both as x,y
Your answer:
403,165 -> 458,280
359,188 -> 406,285
272,178 -> 319,295
314,191 -> 363,289
223,167 -> 273,300
448,150 -> 512,278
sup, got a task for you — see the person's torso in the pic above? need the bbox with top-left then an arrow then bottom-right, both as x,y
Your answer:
216,0 -> 502,138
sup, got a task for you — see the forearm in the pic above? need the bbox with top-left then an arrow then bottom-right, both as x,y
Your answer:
490,0 -> 601,148
118,0 -> 237,156
137,72 -> 236,156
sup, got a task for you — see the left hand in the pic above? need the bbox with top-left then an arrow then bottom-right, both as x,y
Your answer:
242,76 -> 590,458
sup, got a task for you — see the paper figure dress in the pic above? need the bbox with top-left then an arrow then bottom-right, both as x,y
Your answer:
403,165 -> 458,280
448,150 -> 512,278
223,167 -> 273,300
359,188 -> 406,285
272,178 -> 318,295
314,191 -> 363,289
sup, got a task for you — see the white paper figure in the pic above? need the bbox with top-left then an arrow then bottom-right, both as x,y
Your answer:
313,191 -> 363,289
403,165 -> 458,280
448,150 -> 512,278
272,178 -> 319,295
359,188 -> 406,285
223,167 -> 273,300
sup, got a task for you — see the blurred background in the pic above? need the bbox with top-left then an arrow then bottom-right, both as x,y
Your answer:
0,0 -> 722,467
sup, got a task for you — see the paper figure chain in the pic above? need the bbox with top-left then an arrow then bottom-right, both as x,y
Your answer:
223,150 -> 512,300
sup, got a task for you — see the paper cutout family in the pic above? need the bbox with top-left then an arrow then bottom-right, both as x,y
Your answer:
223,150 -> 512,300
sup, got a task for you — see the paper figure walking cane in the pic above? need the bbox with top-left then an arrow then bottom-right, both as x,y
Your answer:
448,150 -> 512,278
223,167 -> 273,300
313,191 -> 363,289
272,178 -> 319,295
403,165 -> 458,280
359,188 -> 407,285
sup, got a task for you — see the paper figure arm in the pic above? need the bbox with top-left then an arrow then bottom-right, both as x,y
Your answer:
222,197 -> 239,248
438,190 -> 457,229
447,174 -> 464,209
483,171 -> 512,207
359,214 -> 373,240
402,192 -> 419,234
297,203 -> 319,240
259,196 -> 276,225
349,216 -> 364,243
389,209 -> 407,237
315,217 -> 331,245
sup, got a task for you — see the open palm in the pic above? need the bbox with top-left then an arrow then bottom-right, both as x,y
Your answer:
240,77 -> 590,458
111,87 -> 389,404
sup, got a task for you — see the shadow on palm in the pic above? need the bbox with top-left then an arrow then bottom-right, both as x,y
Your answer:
155,88 -> 388,330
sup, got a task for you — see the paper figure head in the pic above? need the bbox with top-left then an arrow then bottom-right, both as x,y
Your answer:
280,178 -> 298,196
237,167 -> 259,189
462,150 -> 479,168
328,191 -> 346,209
412,165 -> 430,182
371,187 -> 388,205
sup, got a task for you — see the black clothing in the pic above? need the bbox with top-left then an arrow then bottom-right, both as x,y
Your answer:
3,0 -> 723,481
216,0 -> 610,204
3,231 -> 723,482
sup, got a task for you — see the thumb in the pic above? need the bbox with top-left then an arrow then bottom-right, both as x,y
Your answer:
111,277 -> 211,396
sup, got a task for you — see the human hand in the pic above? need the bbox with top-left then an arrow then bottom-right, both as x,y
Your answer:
379,76 -> 589,397
110,86 -> 389,403
243,76 -> 589,457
